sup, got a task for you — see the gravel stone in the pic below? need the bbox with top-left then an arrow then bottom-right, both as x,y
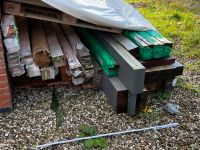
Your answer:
0,81 -> 199,149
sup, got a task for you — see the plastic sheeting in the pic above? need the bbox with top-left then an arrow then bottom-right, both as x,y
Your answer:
42,0 -> 156,31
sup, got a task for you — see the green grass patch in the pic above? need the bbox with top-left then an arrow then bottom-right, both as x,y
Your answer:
176,77 -> 200,95
139,110 -> 159,123
154,91 -> 171,101
50,90 -> 64,129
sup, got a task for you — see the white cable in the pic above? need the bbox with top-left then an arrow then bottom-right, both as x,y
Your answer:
36,123 -> 178,149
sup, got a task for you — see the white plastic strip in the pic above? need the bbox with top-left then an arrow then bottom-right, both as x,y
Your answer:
36,123 -> 178,149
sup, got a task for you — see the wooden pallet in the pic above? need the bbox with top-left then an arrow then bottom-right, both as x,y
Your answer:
4,0 -> 122,33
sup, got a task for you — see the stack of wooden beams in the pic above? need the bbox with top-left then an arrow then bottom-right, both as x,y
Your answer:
0,0 -> 184,116
76,29 -> 183,116
1,15 -> 95,86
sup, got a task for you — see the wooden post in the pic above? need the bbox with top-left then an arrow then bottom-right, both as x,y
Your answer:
52,23 -> 84,85
30,19 -> 51,67
43,22 -> 65,68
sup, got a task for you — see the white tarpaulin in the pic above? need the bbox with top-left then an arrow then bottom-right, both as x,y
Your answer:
42,0 -> 156,31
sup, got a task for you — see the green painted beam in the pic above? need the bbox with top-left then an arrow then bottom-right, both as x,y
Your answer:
124,30 -> 172,60
76,28 -> 118,77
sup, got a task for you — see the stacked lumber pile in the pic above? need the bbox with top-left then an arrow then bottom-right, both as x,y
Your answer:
0,0 -> 184,115
1,15 -> 95,87
76,29 -> 183,116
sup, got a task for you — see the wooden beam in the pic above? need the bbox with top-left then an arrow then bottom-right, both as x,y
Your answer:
94,32 -> 145,95
30,19 -> 51,67
43,22 -> 65,68
59,65 -> 71,82
16,17 -> 32,65
76,28 -> 118,77
102,73 -> 128,114
145,61 -> 184,83
140,57 -> 176,68
53,23 -> 85,85
40,66 -> 58,80
112,33 -> 138,53
62,25 -> 94,81
26,62 -> 41,78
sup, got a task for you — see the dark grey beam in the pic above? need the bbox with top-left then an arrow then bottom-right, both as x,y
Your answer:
94,32 -> 145,95
102,73 -> 128,114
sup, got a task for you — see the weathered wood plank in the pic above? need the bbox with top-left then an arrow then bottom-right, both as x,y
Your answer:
94,32 -> 145,95
146,30 -> 173,46
53,23 -> 84,85
26,62 -> 41,78
59,65 -> 71,82
112,33 -> 138,52
30,19 -> 51,67
62,25 -> 94,81
40,66 -> 58,80
43,22 -> 65,68
16,17 -> 32,65
102,73 -> 128,114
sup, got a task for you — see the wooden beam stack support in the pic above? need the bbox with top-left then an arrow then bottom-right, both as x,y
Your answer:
30,19 -> 51,67
62,25 -> 94,81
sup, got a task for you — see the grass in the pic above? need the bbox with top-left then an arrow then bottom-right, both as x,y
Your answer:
50,90 -> 64,129
125,0 -> 200,73
154,91 -> 171,101
139,109 -> 159,123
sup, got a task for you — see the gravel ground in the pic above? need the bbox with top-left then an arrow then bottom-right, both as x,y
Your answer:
0,74 -> 199,150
